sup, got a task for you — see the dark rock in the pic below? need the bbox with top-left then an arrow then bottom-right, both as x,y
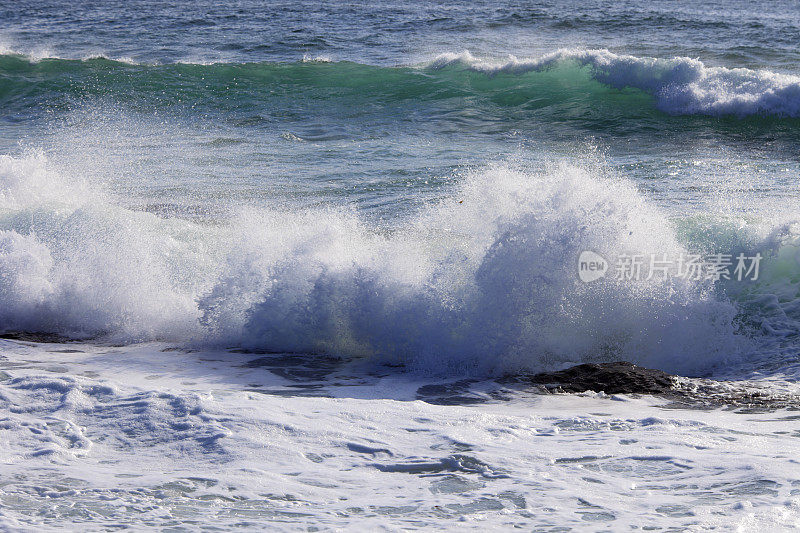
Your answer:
524,361 -> 677,395
0,331 -> 76,344
502,361 -> 799,410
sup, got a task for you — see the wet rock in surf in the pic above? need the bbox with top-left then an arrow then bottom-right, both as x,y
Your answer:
519,362 -> 800,410
0,331 -> 76,344
525,361 -> 677,395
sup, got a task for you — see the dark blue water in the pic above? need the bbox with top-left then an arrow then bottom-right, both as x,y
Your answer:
3,0 -> 800,68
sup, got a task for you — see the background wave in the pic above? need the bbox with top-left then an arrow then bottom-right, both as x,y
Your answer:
2,49 -> 800,120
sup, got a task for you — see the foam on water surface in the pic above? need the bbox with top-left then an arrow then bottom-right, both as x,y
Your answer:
0,339 -> 799,530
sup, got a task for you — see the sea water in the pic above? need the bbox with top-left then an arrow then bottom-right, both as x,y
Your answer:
1,1 -> 800,529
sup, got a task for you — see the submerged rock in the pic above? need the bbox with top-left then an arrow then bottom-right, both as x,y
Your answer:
519,361 -> 800,410
525,361 -> 678,395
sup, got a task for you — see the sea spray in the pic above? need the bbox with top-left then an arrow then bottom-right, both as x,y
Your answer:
212,163 -> 743,375
0,152 -> 768,376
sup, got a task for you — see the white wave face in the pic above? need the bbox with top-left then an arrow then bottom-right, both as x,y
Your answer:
0,152 -> 212,339
204,163 -> 742,376
0,151 -> 744,375
430,49 -> 800,118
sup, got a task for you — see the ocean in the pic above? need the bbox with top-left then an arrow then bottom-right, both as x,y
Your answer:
1,0 -> 800,530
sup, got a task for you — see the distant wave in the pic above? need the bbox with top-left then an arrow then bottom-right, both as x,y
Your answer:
0,43 -> 138,64
2,48 -> 800,119
430,49 -> 800,118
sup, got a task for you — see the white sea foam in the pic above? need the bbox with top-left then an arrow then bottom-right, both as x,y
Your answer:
0,152 -> 211,339
430,49 -> 800,118
0,40 -> 140,65
208,163 -> 744,376
1,339 -> 799,530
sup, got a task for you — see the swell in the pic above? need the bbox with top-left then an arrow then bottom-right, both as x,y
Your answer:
2,49 -> 800,121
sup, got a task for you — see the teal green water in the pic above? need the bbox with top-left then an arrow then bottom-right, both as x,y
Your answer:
3,52 -> 800,220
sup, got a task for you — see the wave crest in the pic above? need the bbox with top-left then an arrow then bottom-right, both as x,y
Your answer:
200,163 -> 743,376
2,48 -> 800,119
430,49 -> 800,118
0,152 -> 758,376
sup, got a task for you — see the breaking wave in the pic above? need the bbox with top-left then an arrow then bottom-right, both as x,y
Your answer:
430,49 -> 800,118
4,150 -> 786,377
